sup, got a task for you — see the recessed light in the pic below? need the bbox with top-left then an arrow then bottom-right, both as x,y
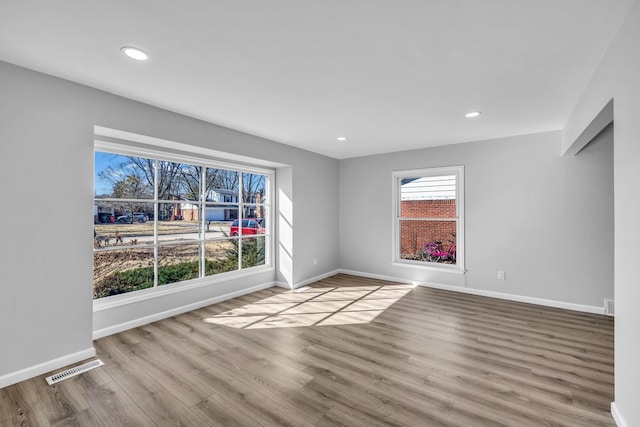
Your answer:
465,111 -> 481,118
121,46 -> 148,61
337,137 -> 347,141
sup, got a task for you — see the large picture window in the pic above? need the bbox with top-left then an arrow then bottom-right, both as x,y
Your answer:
393,166 -> 464,271
93,146 -> 272,300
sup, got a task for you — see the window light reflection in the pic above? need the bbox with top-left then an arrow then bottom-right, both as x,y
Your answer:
203,284 -> 412,329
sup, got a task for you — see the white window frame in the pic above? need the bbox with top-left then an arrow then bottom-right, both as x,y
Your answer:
392,165 -> 465,273
93,138 -> 274,305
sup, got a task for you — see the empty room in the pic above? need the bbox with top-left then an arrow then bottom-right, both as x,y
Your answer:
1,1 -> 639,426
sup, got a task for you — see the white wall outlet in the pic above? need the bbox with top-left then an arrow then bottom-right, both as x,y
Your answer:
498,271 -> 506,280
313,258 -> 318,266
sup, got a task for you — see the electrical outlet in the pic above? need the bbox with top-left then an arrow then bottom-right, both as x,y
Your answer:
313,258 -> 318,266
498,271 -> 506,280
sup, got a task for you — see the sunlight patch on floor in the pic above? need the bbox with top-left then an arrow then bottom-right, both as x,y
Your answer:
203,283 -> 413,329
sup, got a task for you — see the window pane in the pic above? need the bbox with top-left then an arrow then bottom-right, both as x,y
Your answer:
157,201 -> 173,221
157,221 -> 202,243
158,202 -> 201,242
158,243 -> 201,286
94,152 -> 154,199
242,172 -> 267,204
400,175 -> 456,218
114,202 -> 153,224
399,220 -> 457,264
205,239 -> 239,276
205,202 -> 238,222
94,201 -> 116,224
176,201 -> 200,223
95,202 -> 154,247
241,236 -> 267,269
155,160 -> 196,201
158,201 -> 200,223
93,247 -> 155,298
206,168 -> 239,201
154,161 -> 205,202
204,204 -> 237,237
241,205 -> 268,228
95,222 -> 154,247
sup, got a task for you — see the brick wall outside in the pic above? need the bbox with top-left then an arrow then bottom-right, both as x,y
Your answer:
400,200 -> 456,258
181,207 -> 199,221
401,199 -> 456,218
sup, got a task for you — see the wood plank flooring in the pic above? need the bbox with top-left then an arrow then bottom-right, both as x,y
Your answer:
0,274 -> 615,426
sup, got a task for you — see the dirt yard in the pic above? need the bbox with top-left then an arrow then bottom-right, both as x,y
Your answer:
93,221 -> 234,285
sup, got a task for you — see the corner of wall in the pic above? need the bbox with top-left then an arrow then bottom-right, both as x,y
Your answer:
563,98 -> 614,156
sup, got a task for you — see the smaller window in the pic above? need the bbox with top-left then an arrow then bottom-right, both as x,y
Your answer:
393,166 -> 464,271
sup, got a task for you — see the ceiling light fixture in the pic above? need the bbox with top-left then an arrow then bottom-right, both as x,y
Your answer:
337,137 -> 347,141
121,46 -> 148,61
465,111 -> 481,118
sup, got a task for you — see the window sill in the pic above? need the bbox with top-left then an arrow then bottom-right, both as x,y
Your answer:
392,261 -> 466,275
93,264 -> 274,312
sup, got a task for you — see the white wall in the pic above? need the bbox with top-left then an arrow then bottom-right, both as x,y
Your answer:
0,61 -> 339,386
339,130 -> 613,309
563,1 -> 640,425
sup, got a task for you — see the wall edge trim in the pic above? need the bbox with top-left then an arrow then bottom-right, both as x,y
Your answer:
563,98 -> 614,156
338,269 -> 605,315
611,402 -> 628,427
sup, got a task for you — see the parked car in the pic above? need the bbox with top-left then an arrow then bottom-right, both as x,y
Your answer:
96,212 -> 115,223
116,213 -> 148,223
230,218 -> 265,236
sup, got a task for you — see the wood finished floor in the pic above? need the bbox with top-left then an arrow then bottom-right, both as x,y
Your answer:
0,274 -> 614,426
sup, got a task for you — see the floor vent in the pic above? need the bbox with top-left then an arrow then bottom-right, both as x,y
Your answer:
604,299 -> 615,316
45,359 -> 104,385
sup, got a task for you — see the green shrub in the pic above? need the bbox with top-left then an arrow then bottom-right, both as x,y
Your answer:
93,266 -> 154,298
157,260 -> 199,284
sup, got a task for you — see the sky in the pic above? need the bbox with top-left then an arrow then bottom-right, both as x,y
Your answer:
95,151 -> 267,197
94,151 -> 129,195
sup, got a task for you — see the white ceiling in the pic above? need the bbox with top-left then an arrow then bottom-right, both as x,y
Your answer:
0,1 -> 632,159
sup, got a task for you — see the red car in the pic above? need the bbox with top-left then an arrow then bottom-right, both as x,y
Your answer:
230,218 -> 265,236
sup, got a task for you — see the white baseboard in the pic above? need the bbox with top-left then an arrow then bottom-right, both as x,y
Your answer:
274,269 -> 341,290
93,281 -> 275,340
611,402 -> 628,427
0,347 -> 96,389
338,269 -> 605,315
